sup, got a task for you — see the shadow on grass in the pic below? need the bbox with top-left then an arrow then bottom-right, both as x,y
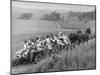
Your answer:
12,58 -> 33,67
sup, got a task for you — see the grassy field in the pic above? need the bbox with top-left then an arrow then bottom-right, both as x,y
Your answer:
11,19 -> 96,74
11,39 -> 96,74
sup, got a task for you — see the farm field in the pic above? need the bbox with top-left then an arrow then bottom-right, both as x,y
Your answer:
12,20 -> 95,34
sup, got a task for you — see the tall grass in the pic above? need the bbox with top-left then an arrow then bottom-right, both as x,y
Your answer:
35,53 -> 95,73
35,40 -> 96,73
12,39 -> 96,74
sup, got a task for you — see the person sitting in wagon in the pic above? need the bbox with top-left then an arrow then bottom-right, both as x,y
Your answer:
45,35 -> 54,54
35,37 -> 43,51
23,39 -> 37,56
16,40 -> 28,58
57,32 -> 65,46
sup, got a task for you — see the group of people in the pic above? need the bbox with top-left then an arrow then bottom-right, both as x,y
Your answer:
16,32 -> 70,58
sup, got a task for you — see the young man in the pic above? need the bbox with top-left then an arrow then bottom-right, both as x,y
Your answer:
57,32 -> 65,46
23,39 -> 35,57
63,34 -> 70,45
33,37 -> 42,51
16,40 -> 28,58
58,32 -> 70,45
45,35 -> 55,56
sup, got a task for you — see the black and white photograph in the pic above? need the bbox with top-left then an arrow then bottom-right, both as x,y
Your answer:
11,0 -> 96,74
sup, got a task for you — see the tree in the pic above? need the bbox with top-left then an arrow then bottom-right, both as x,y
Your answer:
18,12 -> 33,20
78,9 -> 96,21
51,11 -> 61,21
40,11 -> 61,21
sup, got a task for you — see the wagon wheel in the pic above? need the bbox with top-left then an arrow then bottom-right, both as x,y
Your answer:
34,52 -> 42,63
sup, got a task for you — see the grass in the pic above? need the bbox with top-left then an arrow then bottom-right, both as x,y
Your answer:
35,39 -> 96,73
11,19 -> 96,74
11,39 -> 96,74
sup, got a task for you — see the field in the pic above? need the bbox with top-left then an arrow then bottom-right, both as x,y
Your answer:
11,19 -> 96,74
12,39 -> 96,74
11,20 -> 79,59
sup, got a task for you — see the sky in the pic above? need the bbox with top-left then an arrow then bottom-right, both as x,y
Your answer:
12,1 -> 95,12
